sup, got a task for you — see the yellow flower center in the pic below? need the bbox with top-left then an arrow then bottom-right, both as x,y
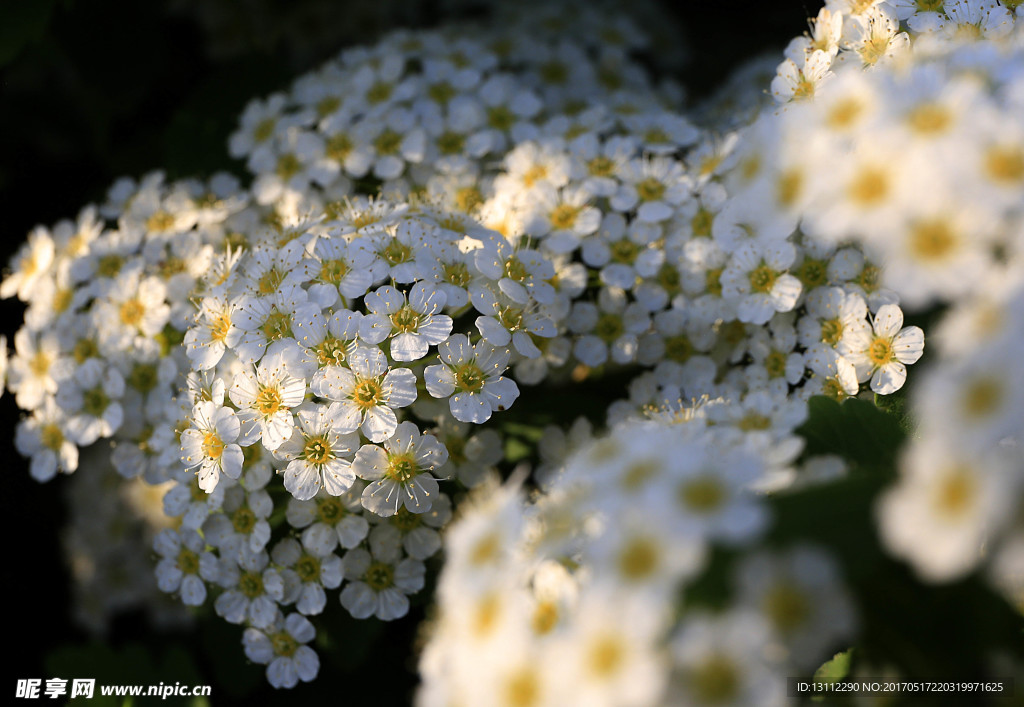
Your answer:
617,536 -> 659,581
909,219 -> 957,261
679,476 -> 726,513
255,386 -> 283,416
211,313 -> 232,342
522,165 -> 548,188
764,582 -> 810,633
455,361 -> 486,394
935,468 -> 976,519
827,97 -> 865,130
390,305 -> 420,333
239,570 -> 264,598
176,548 -> 200,575
867,336 -> 894,367
41,423 -> 64,451
146,211 -> 176,233
374,129 -> 403,156
984,145 -> 1024,184
303,435 -> 332,465
326,132 -> 353,161
352,378 -> 383,410
690,655 -> 740,703
848,166 -> 889,206
119,299 -> 145,327
271,632 -> 298,657
906,103 -> 952,135
636,177 -> 666,202
295,554 -> 321,583
549,204 -> 581,230
386,453 -> 418,483
29,351 -> 51,376
587,634 -> 625,678
748,264 -> 778,294
776,168 -> 803,208
364,561 -> 395,590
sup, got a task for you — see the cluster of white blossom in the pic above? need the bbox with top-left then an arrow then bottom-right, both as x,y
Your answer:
227,12 -> 683,213
15,0 -> 1024,695
3,172 -> 248,486
419,413 -> 857,707
757,3 -> 1024,601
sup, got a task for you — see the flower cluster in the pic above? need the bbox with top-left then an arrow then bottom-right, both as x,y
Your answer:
4,172 -> 248,486
755,4 -> 1024,598
419,413 -> 857,707
228,11 -> 681,211
14,0 -> 1024,695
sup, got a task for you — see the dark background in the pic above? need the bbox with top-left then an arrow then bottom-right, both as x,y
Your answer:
0,0 -> 811,703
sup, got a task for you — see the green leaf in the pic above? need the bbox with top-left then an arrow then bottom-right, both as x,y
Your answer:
813,649 -> 852,684
796,396 -> 904,471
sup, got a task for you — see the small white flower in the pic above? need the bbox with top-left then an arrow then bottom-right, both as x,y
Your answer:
180,401 -> 244,493
215,545 -> 285,628
840,303 -> 924,395
340,547 -> 426,621
243,612 -> 320,689
360,283 -> 453,361
275,404 -> 360,500
353,421 -> 448,516
229,358 -> 307,451
154,528 -> 219,606
424,334 -> 520,424
310,345 -> 417,443
55,359 -> 125,446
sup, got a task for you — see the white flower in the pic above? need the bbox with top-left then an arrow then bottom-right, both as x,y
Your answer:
803,344 -> 860,401
14,398 -> 78,481
878,441 -> 1017,582
369,493 -> 452,561
720,240 -> 802,325
204,468 -> 274,554
271,538 -> 343,615
181,401 -> 244,493
286,486 -> 369,554
310,345 -> 417,443
610,155 -> 690,224
162,470 -> 226,529
215,545 -> 284,628
229,358 -> 307,451
307,236 -> 375,307
470,283 -> 556,358
6,328 -> 63,410
796,286 -> 868,350
839,303 -> 924,394
292,305 -> 362,370
154,528 -> 219,606
55,359 -> 125,446
184,296 -> 239,371
568,287 -> 651,367
232,286 -> 309,364
672,610 -> 788,707
472,239 -> 557,305
424,334 -> 520,424
275,404 -> 360,500
771,49 -> 833,103
734,546 -> 857,669
360,283 -> 453,361
1,227 -> 55,301
243,612 -> 320,689
353,421 -> 448,516
340,547 -> 425,620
